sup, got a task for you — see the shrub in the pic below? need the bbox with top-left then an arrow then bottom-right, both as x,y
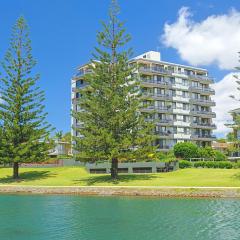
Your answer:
198,147 -> 215,159
233,162 -> 240,168
194,161 -> 233,169
179,160 -> 192,169
155,151 -> 176,162
214,150 -> 227,161
173,142 -> 198,159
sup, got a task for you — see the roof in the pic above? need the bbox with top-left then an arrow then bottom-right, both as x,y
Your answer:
130,57 -> 208,72
76,51 -> 208,72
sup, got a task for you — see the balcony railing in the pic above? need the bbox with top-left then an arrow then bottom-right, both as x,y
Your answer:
141,79 -> 172,86
188,74 -> 214,82
142,92 -> 175,99
141,106 -> 171,112
155,131 -> 174,137
191,134 -> 216,139
139,67 -> 173,75
191,122 -> 216,128
74,69 -> 92,78
139,67 -> 214,82
191,110 -> 216,117
191,98 -> 215,105
190,86 -> 215,94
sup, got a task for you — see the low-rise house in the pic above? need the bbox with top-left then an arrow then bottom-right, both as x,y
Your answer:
48,140 -> 72,158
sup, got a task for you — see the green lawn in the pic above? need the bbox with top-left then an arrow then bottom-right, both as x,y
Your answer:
1,167 -> 240,187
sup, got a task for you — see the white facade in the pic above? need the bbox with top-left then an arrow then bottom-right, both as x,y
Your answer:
71,51 -> 216,151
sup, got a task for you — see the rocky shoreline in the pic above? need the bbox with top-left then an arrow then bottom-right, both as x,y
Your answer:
0,185 -> 240,198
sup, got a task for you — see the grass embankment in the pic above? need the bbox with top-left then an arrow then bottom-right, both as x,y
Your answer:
0,167 -> 240,187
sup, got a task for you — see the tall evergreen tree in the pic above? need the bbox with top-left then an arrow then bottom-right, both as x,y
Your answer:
0,16 -> 52,179
73,0 -> 156,179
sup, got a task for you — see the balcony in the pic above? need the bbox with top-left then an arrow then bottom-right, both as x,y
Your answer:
191,110 -> 216,117
191,122 -> 216,129
189,86 -> 215,94
142,92 -> 174,100
139,67 -> 173,75
188,74 -> 214,83
140,79 -> 171,87
141,106 -> 171,113
190,98 -> 216,106
191,134 -> 216,140
155,131 -> 174,138
73,69 -> 92,78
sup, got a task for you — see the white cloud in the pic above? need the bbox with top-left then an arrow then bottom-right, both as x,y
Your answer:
162,7 -> 240,70
212,72 -> 240,136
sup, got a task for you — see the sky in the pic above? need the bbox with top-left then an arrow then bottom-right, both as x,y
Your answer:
0,0 -> 240,137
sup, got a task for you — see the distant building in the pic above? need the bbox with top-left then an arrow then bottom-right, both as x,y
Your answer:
48,140 -> 71,158
225,108 -> 240,157
212,141 -> 230,152
71,51 -> 216,151
225,108 -> 240,139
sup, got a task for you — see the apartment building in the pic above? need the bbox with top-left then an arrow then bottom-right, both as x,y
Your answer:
71,51 -> 216,151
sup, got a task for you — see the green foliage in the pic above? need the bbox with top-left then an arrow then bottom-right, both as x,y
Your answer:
179,160 -> 193,169
233,162 -> 240,168
226,132 -> 235,142
0,17 -> 53,177
214,150 -> 227,161
156,151 -> 176,162
216,138 -> 226,143
173,142 -> 198,159
73,1 -> 156,178
62,132 -> 71,143
55,131 -> 63,141
194,161 -> 233,169
197,146 -> 215,159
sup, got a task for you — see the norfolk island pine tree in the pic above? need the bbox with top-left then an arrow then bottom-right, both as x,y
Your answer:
73,0 -> 157,179
0,16 -> 53,179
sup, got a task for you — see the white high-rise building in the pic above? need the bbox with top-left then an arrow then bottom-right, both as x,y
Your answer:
71,51 -> 216,151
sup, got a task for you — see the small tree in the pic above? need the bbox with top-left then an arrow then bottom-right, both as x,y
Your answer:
73,0 -> 156,179
0,17 -> 52,179
62,132 -> 71,143
198,146 -> 215,160
173,142 -> 198,160
226,132 -> 235,142
55,131 -> 63,141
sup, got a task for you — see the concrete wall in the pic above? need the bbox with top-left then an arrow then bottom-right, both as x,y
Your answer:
85,161 -> 179,174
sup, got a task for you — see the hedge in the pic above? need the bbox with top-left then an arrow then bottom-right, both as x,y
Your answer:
193,161 -> 233,169
179,160 -> 193,169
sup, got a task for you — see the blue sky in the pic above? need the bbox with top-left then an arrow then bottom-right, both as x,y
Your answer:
0,0 -> 240,135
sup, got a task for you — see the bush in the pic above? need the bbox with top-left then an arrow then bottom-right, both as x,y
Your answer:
198,147 -> 215,159
214,150 -> 227,161
156,150 -> 176,162
179,160 -> 193,169
232,162 -> 240,168
173,142 -> 198,159
194,161 -> 233,169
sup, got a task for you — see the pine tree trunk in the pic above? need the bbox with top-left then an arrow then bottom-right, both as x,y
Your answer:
13,162 -> 19,179
111,157 -> 118,179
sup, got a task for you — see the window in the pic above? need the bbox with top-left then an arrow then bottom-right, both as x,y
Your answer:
76,80 -> 84,88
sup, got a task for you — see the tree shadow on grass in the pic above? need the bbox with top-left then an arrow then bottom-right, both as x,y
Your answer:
75,174 -> 160,186
0,170 -> 56,183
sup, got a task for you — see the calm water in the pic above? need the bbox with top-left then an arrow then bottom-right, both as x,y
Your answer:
0,195 -> 239,240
